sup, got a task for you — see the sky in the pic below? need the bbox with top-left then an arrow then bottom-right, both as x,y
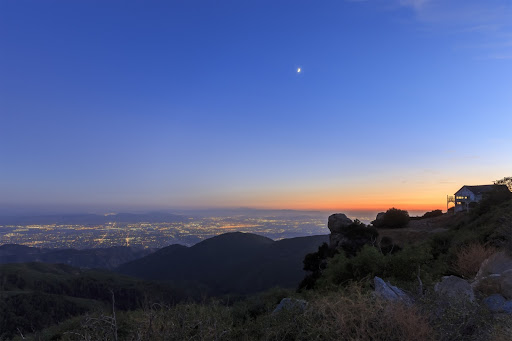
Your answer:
1,0 -> 511,215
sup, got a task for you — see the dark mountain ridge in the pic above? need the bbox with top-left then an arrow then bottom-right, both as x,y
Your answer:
117,232 -> 329,295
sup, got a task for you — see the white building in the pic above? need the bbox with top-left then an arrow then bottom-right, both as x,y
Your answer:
452,185 -> 506,212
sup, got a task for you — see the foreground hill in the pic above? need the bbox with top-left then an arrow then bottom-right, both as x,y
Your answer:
0,244 -> 153,269
117,232 -> 329,295
0,262 -> 193,339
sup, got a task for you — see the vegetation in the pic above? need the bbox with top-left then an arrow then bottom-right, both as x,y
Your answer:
422,209 -> 444,219
372,207 -> 410,228
453,243 -> 497,279
494,176 -> 512,191
3,197 -> 512,340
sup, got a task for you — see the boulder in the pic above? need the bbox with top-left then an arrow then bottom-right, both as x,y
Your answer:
473,252 -> 512,299
482,294 -> 512,314
475,252 -> 512,280
473,274 -> 502,296
373,277 -> 412,305
272,298 -> 308,315
483,294 -> 507,313
434,276 -> 475,302
328,213 -> 354,249
501,269 -> 512,299
327,214 -> 353,234
503,300 -> 512,314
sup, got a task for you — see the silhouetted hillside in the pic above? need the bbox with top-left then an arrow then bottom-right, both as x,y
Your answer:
0,262 -> 193,339
117,232 -> 329,294
0,244 -> 153,269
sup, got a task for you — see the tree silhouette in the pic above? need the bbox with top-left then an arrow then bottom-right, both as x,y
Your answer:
494,176 -> 512,191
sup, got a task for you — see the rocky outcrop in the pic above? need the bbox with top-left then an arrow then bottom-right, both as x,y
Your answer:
328,214 -> 353,233
373,277 -> 412,304
375,212 -> 385,223
435,276 -> 475,302
327,213 -> 353,248
473,252 -> 512,300
475,252 -> 512,279
272,298 -> 308,315
327,214 -> 378,256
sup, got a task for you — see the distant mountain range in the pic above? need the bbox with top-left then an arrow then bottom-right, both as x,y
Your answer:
0,211 -> 186,225
0,244 -> 153,269
0,232 -> 329,337
0,232 -> 329,294
117,232 -> 329,295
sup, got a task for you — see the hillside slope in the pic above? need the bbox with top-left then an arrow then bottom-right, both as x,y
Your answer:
117,232 -> 329,294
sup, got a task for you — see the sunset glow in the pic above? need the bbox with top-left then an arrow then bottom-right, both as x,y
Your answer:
1,1 -> 511,216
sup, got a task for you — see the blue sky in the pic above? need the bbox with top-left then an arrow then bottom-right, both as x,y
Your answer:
1,0 -> 511,214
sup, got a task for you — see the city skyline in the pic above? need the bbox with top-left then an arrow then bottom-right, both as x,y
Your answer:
1,1 -> 511,214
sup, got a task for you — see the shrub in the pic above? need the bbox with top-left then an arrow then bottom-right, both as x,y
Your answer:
386,244 -> 433,281
307,289 -> 434,341
315,252 -> 351,288
422,209 -> 443,219
348,245 -> 386,280
379,236 -> 401,255
420,291 -> 493,341
340,220 -> 379,256
489,214 -> 512,253
475,186 -> 512,216
453,243 -> 497,279
299,243 -> 338,290
373,208 -> 410,229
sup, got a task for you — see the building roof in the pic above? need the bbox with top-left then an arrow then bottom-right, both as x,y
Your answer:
456,184 -> 509,195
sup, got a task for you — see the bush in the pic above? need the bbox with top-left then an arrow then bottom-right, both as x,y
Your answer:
373,208 -> 410,229
340,220 -> 379,256
420,291 -> 493,341
386,244 -> 433,282
299,243 -> 338,290
475,186 -> 512,216
452,243 -> 497,279
422,209 -> 443,219
315,246 -> 386,289
489,214 -> 512,253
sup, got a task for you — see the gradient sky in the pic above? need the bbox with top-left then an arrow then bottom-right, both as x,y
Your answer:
1,0 -> 511,214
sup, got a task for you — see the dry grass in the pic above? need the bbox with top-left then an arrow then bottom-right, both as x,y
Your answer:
453,243 -> 497,279
307,289 -> 434,341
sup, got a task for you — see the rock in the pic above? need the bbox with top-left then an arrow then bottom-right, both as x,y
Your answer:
434,276 -> 475,302
375,212 -> 386,221
503,300 -> 512,314
272,298 -> 308,315
501,269 -> 512,299
483,294 -> 506,313
327,214 -> 353,234
473,274 -> 502,296
374,277 -> 412,304
328,213 -> 354,249
327,213 -> 378,253
475,252 -> 512,280
474,252 -> 512,299
482,294 -> 512,314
